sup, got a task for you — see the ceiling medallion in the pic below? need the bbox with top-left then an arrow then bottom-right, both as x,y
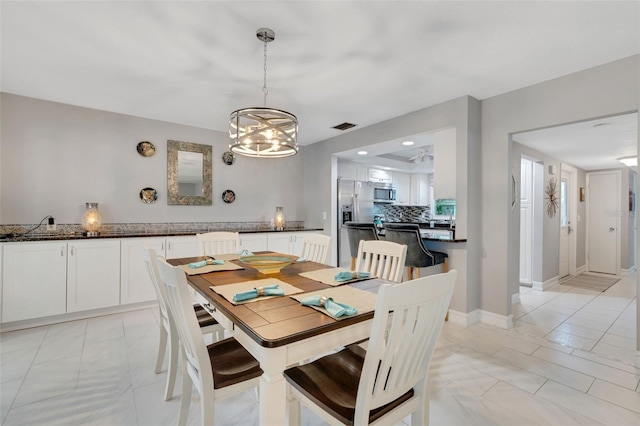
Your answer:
229,28 -> 298,158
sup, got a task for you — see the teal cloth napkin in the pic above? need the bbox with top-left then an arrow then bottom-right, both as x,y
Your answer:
296,257 -> 307,262
301,295 -> 357,318
334,271 -> 371,282
237,249 -> 253,256
233,284 -> 284,302
188,259 -> 224,268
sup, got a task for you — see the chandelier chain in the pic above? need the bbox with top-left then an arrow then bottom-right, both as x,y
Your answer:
262,35 -> 268,106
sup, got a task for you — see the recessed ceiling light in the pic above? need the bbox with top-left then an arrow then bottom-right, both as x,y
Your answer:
402,141 -> 414,146
357,151 -> 368,155
617,156 -> 637,167
382,167 -> 391,170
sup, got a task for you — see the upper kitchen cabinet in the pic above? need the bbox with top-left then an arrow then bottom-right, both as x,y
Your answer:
392,172 -> 410,205
433,128 -> 457,200
409,174 -> 430,206
368,168 -> 392,183
338,162 -> 368,181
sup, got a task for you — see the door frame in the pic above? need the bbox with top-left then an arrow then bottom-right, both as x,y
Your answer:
560,163 -> 578,277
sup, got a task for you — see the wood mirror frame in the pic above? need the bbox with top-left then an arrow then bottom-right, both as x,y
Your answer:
167,140 -> 212,205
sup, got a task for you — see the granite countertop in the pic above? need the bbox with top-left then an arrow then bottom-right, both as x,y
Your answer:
0,227 -> 324,243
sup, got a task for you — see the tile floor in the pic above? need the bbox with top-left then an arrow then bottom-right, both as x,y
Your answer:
1,274 -> 638,425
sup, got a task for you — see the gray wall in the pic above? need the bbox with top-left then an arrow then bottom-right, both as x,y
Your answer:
0,93 -> 305,225
304,96 -> 482,315
482,54 -> 639,317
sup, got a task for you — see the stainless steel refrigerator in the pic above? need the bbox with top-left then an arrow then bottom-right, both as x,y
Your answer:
337,179 -> 375,267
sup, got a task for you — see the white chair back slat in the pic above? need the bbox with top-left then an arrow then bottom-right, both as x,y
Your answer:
300,234 -> 331,264
197,232 -> 240,256
355,240 -> 407,283
353,270 -> 457,424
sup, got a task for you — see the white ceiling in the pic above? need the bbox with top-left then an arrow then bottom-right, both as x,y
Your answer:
1,1 -> 638,167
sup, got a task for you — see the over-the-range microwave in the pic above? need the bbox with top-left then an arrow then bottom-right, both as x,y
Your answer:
373,183 -> 396,203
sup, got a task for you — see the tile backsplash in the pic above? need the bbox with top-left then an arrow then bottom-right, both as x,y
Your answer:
373,204 -> 431,222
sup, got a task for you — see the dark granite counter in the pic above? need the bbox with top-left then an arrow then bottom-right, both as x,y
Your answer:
0,228 -> 324,243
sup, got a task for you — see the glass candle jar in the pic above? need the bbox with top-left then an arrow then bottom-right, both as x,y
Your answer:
274,206 -> 285,231
82,202 -> 102,236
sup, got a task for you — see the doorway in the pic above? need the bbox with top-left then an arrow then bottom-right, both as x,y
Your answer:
559,164 -> 577,279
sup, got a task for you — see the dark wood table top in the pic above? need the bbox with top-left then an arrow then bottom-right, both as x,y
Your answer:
168,252 -> 379,348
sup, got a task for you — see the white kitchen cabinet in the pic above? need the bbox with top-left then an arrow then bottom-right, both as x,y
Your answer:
267,232 -> 310,256
165,235 -> 199,259
120,237 -> 165,304
67,239 -> 120,312
368,168 -> 392,183
2,241 -> 67,322
410,174 -> 430,206
392,172 -> 411,205
239,233 -> 268,252
339,162 -> 368,182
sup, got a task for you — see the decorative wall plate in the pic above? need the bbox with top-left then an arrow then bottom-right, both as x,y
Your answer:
222,189 -> 236,203
222,151 -> 235,165
140,187 -> 158,204
137,141 -> 156,157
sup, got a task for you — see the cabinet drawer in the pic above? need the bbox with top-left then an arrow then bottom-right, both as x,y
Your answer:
194,292 -> 234,330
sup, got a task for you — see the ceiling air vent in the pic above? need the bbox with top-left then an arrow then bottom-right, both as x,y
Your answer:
332,122 -> 357,131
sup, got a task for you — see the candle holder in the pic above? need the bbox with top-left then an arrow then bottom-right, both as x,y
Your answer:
82,202 -> 102,237
274,206 -> 285,231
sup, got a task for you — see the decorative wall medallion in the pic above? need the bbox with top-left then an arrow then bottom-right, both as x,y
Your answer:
222,151 -> 235,165
545,177 -> 559,218
139,187 -> 158,204
137,141 -> 156,157
222,189 -> 236,204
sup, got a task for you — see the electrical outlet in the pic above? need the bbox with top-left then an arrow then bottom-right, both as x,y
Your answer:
47,217 -> 56,231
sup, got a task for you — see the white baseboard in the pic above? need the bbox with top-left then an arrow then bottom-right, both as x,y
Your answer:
576,265 -> 587,275
532,275 -> 559,291
448,309 -> 513,329
1,301 -> 157,333
620,266 -> 636,276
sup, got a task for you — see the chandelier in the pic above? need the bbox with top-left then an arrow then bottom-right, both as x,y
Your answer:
229,28 -> 298,158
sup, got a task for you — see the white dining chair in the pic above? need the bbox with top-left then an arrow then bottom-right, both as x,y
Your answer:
142,247 -> 224,401
300,233 -> 331,264
284,269 -> 457,426
196,231 -> 240,256
155,257 -> 263,426
354,239 -> 407,283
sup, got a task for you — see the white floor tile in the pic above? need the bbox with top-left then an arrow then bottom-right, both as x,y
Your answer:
588,379 -> 640,415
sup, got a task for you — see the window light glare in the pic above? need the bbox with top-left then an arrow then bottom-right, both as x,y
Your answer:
402,141 -> 414,146
357,151 -> 368,155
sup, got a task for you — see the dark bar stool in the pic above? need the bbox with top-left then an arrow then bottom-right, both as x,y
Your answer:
384,223 -> 448,279
344,222 -> 379,270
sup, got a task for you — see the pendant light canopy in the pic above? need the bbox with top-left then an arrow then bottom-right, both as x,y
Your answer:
229,28 -> 298,158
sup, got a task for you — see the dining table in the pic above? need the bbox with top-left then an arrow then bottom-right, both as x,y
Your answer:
167,252 -> 383,426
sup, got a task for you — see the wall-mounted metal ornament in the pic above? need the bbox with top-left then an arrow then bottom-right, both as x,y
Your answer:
222,151 -> 235,165
222,189 -> 236,204
545,177 -> 559,218
137,141 -> 156,157
139,187 -> 158,204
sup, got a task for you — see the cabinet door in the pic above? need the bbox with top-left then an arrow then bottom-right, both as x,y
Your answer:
338,162 -> 356,180
67,240 -> 120,312
166,235 -> 199,259
2,242 -> 67,322
121,237 -> 165,305
290,233 -> 309,257
267,233 -> 294,255
239,233 -> 268,252
368,168 -> 392,183
392,172 -> 411,204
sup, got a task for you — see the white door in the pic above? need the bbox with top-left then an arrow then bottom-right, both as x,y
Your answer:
587,171 -> 620,274
559,171 -> 570,278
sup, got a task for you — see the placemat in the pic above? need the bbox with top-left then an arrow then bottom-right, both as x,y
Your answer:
298,267 -> 376,286
211,278 -> 304,305
290,286 -> 377,319
211,253 -> 243,261
180,262 -> 244,276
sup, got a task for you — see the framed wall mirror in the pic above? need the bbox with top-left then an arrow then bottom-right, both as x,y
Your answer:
167,140 -> 212,205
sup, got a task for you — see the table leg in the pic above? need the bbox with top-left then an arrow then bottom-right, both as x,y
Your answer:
257,347 -> 288,426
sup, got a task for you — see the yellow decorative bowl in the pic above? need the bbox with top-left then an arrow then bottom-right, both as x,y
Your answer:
239,254 -> 299,274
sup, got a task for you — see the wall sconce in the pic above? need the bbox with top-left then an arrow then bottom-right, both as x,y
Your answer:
274,206 -> 285,231
82,202 -> 102,236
